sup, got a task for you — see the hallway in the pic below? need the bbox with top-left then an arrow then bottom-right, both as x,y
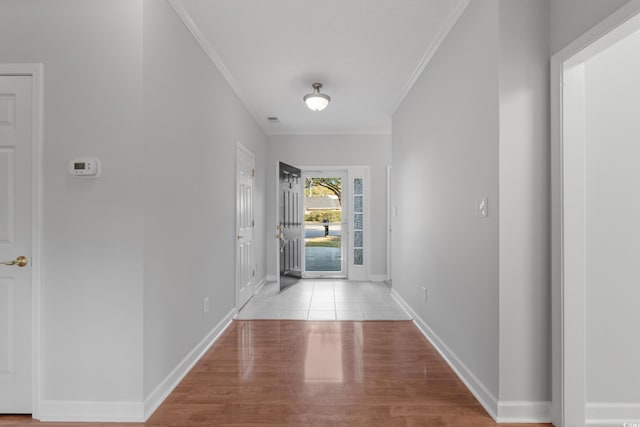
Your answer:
1,321 -> 552,426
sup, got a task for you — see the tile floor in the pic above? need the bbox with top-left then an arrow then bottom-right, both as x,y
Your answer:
236,279 -> 412,321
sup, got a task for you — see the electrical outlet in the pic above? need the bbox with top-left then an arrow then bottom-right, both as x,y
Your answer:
203,297 -> 209,315
422,286 -> 427,302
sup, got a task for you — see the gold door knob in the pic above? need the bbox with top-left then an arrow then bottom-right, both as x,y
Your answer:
1,256 -> 28,267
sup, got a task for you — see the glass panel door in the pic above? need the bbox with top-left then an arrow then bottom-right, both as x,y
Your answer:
303,174 -> 346,277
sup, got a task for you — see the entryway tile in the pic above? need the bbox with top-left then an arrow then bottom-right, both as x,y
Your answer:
238,281 -> 411,322
279,310 -> 308,320
336,310 -> 365,320
308,310 -> 337,320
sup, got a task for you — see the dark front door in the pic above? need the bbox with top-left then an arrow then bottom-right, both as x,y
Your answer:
278,162 -> 302,291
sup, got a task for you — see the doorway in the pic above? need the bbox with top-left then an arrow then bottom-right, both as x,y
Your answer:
275,164 -> 370,284
302,172 -> 347,278
551,6 -> 640,426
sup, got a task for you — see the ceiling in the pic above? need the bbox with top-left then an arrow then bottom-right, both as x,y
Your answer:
172,0 -> 468,136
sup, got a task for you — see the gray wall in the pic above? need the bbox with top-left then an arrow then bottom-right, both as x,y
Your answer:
392,0 -> 551,412
142,0 -> 267,397
0,0 -> 268,410
0,0 -> 144,402
392,0 -> 501,400
584,28 -> 640,404
498,0 -> 550,403
266,134 -> 391,279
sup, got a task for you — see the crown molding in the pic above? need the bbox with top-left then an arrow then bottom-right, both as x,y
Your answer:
267,129 -> 392,137
167,0 -> 268,134
168,0 -> 468,135
390,0 -> 471,114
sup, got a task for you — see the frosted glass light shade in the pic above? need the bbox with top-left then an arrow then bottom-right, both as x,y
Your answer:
304,94 -> 330,111
303,83 -> 331,111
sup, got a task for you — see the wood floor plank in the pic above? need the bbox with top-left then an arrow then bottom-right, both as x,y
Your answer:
1,320 -> 551,426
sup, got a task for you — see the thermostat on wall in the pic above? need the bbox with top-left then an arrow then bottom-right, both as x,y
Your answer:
68,158 -> 100,177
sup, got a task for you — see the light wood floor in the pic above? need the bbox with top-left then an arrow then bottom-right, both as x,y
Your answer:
1,320 -> 551,426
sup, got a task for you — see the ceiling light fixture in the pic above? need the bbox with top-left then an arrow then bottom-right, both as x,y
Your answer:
303,83 -> 331,111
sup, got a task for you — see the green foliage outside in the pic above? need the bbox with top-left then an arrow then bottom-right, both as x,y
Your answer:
305,177 -> 342,203
305,210 -> 342,223
305,235 -> 341,248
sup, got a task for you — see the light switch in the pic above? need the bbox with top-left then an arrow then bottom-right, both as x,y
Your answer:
477,198 -> 488,218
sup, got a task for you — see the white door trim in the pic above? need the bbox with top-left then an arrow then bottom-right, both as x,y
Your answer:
296,165 -> 371,281
0,63 -> 44,419
386,165 -> 391,282
550,4 -> 640,426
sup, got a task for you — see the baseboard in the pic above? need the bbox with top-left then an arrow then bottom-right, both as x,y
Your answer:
497,401 -> 551,423
266,274 -> 277,282
253,276 -> 267,295
143,308 -> 235,420
390,289 -> 499,420
369,274 -> 388,282
39,400 -> 144,422
391,289 -> 554,423
586,402 -> 640,425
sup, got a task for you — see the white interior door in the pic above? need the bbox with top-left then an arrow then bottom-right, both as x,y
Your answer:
0,75 -> 32,413
236,143 -> 254,309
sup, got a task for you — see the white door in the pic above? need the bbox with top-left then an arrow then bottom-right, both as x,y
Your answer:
0,76 -> 32,413
236,144 -> 254,309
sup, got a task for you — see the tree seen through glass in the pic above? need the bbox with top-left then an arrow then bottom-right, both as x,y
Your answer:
304,177 -> 342,272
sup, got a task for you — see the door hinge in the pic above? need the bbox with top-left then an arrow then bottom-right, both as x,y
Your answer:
252,169 -> 255,177
252,219 -> 255,227
252,269 -> 255,277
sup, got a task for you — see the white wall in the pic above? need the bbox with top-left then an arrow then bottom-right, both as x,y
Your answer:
142,0 -> 267,397
550,0 -> 632,54
498,0 -> 550,406
584,28 -> 640,404
392,0 -> 501,402
0,0 -> 145,402
266,135 -> 390,279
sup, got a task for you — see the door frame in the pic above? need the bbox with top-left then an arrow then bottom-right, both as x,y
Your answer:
386,165 -> 391,282
235,142 -> 255,310
0,64 -> 44,419
300,169 -> 348,279
550,3 -> 640,426
289,165 -> 370,281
